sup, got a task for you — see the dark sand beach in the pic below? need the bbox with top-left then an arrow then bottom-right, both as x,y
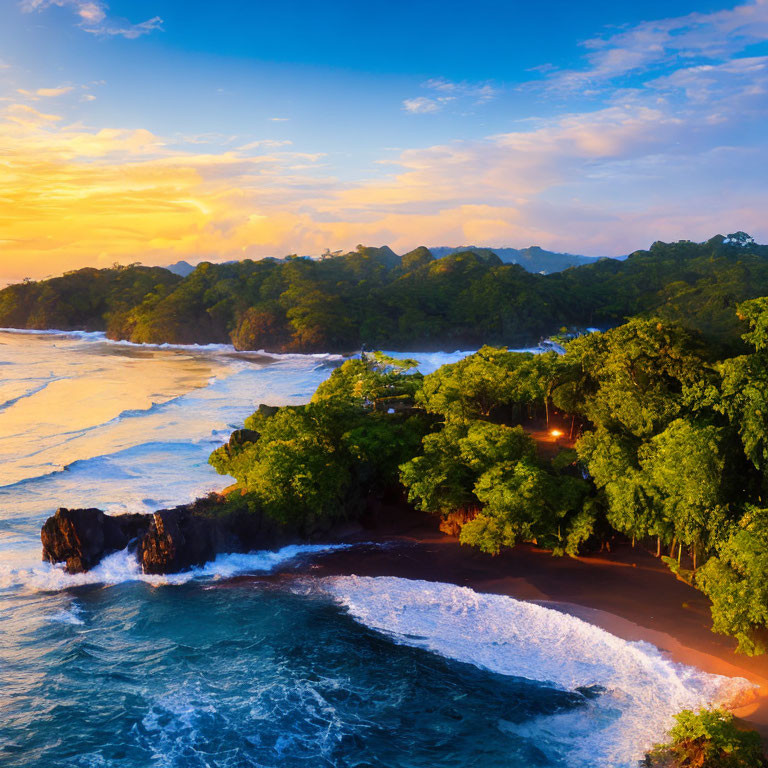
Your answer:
246,522 -> 768,739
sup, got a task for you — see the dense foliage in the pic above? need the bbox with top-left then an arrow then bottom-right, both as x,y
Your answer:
210,292 -> 768,653
209,354 -> 431,532
3,234 -> 768,353
401,347 -> 591,554
646,709 -> 767,768
0,264 -> 180,332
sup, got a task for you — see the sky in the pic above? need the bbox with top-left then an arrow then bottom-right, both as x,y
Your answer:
0,0 -> 767,281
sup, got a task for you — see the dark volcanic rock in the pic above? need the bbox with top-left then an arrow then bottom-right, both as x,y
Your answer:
41,507 -> 148,574
138,508 -> 221,574
229,428 -> 260,447
41,495 -> 303,576
138,498 -> 298,574
212,424 -> 264,465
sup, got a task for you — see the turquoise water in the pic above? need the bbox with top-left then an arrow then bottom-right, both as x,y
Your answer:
0,330 -> 751,768
2,580 -> 583,768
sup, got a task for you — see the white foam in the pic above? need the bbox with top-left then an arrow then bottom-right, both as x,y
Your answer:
47,603 -> 85,625
0,327 -> 348,360
319,576 -> 755,768
380,347 -> 548,374
0,327 -> 107,341
2,544 -> 350,592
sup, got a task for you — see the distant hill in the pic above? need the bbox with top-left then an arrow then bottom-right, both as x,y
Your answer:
317,244 -> 402,270
165,260 -> 196,277
429,245 -> 599,273
2,233 -> 766,355
231,245 -> 595,274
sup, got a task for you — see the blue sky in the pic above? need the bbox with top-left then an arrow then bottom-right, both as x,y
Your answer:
0,0 -> 766,278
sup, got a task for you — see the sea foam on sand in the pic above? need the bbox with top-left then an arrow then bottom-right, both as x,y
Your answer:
319,575 -> 755,768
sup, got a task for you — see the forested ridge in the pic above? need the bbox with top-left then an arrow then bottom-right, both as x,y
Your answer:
1,232 -> 766,354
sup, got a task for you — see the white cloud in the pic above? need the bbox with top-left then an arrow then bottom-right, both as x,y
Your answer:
422,78 -> 500,103
15,82 -> 105,102
402,96 -> 445,114
99,15 -> 162,39
545,0 -> 768,91
647,55 -> 768,103
238,139 -> 293,151
403,78 -> 499,115
1,87 -> 766,276
19,0 -> 163,39
37,86 -> 74,96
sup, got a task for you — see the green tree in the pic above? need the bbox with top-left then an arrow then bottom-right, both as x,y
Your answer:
417,346 -> 545,420
231,305 -> 289,350
640,419 -> 731,567
212,404 -> 351,528
458,420 -> 535,471
716,355 -> 768,482
460,459 -> 590,555
647,708 -> 767,767
210,355 -> 431,531
461,461 -> 554,554
399,422 -> 477,516
578,427 -> 663,544
312,354 -> 421,409
563,319 -> 709,438
697,506 -> 768,655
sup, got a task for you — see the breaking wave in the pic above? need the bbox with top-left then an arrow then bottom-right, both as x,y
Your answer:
319,576 -> 755,768
1,544 -> 351,592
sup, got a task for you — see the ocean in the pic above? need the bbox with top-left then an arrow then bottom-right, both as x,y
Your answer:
0,330 -> 751,768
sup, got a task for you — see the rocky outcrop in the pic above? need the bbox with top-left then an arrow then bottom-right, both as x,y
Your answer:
41,495 -> 303,575
139,498 -> 303,573
138,508 -> 217,574
41,507 -> 148,573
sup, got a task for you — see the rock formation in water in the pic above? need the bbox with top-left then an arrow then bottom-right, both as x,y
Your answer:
41,507 -> 148,573
40,495 -> 300,575
137,496 -> 298,574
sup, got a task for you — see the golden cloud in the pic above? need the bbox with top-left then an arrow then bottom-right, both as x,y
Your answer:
0,98 -> 766,282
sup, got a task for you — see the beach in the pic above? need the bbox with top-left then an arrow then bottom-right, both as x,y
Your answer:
251,521 -> 768,740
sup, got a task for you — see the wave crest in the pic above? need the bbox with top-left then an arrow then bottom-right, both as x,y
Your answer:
318,575 -> 755,768
1,544 -> 351,592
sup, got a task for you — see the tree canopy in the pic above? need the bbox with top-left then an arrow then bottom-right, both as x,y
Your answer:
4,235 -> 768,354
202,264 -> 768,655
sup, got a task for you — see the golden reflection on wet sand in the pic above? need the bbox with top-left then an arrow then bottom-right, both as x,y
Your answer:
0,332 -> 237,487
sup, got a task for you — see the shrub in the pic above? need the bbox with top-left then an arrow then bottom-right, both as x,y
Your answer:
646,709 -> 767,768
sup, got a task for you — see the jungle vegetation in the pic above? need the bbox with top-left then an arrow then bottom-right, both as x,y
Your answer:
211,295 -> 768,656
646,709 -> 767,768
1,233 -> 767,354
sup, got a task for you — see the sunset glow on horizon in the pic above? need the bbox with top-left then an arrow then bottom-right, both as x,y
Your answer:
1,0 -> 767,281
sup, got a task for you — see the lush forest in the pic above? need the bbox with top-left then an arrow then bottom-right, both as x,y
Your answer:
1,232 -> 767,354
0,265 -> 181,333
210,296 -> 768,657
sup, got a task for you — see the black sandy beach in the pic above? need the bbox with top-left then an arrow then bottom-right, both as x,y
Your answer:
239,523 -> 768,740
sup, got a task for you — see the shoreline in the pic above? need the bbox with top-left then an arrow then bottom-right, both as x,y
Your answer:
0,326 -> 545,358
247,525 -> 768,739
